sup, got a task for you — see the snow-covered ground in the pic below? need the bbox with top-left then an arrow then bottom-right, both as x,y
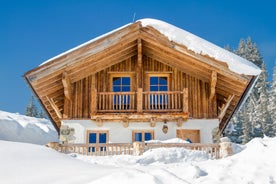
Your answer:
0,110 -> 275,184
0,137 -> 276,184
0,110 -> 58,145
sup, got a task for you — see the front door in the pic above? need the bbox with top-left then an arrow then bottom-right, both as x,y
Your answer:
87,131 -> 108,152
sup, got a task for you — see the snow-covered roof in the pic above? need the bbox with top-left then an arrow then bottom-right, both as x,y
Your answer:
40,18 -> 261,76
139,18 -> 261,76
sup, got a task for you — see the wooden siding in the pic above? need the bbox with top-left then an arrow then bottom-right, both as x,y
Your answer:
63,56 -> 217,119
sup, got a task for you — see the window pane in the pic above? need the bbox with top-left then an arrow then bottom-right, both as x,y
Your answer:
150,77 -> 158,85
99,133 -> 107,143
89,133 -> 97,143
134,133 -> 142,142
113,86 -> 121,92
150,86 -> 158,91
159,77 -> 168,85
122,77 -> 130,85
159,85 -> 168,91
113,77 -> 121,85
122,86 -> 130,92
145,133 -> 152,141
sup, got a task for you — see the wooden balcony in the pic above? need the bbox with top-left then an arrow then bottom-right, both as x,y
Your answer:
95,88 -> 188,114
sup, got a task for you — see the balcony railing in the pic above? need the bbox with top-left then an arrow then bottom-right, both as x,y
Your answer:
143,91 -> 183,112
97,92 -> 136,112
95,88 -> 188,113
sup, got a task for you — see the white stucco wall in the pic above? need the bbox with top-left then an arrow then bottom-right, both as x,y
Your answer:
61,119 -> 219,144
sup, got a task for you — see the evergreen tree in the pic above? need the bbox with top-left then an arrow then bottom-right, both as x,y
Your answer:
225,37 -> 273,143
25,95 -> 38,117
38,108 -> 47,119
269,63 -> 276,133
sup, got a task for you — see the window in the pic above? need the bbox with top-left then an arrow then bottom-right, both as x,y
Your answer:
112,77 -> 130,92
149,76 -> 169,109
86,130 -> 109,152
150,76 -> 168,91
132,130 -> 154,142
112,76 -> 131,110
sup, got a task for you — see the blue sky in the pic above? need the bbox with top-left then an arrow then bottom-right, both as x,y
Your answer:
0,0 -> 275,114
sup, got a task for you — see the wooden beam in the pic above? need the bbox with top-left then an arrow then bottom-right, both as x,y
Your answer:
90,74 -> 97,115
183,88 -> 188,113
62,72 -> 72,101
209,71 -> 217,101
137,38 -> 143,89
218,95 -> 235,121
137,88 -> 143,113
91,113 -> 188,122
46,96 -> 62,119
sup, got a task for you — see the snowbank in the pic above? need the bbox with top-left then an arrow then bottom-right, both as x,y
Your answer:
1,137 -> 276,184
0,110 -> 58,145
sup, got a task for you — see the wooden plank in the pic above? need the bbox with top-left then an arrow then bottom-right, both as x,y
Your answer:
46,96 -> 62,119
62,71 -> 72,101
176,129 -> 200,143
183,88 -> 188,113
218,95 -> 235,121
90,74 -> 97,115
137,88 -> 143,113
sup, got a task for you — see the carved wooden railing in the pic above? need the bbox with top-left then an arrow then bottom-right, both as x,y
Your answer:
96,89 -> 188,113
143,91 -> 183,112
53,142 -> 220,159
97,92 -> 136,112
58,143 -> 133,156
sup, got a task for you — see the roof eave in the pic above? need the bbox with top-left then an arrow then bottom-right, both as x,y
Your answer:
221,75 -> 259,134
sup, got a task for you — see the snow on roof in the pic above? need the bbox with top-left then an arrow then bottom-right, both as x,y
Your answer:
40,18 -> 261,76
139,18 -> 261,76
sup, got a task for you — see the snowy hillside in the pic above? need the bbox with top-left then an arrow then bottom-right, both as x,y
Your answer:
0,110 -> 58,145
1,137 -> 276,184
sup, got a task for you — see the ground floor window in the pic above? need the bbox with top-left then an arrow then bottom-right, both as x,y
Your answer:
86,130 -> 109,152
132,130 -> 154,142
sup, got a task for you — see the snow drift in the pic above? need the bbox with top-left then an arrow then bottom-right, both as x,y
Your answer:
1,137 -> 276,184
0,110 -> 58,145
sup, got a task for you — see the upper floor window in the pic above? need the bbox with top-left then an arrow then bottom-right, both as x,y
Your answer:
112,77 -> 131,92
150,76 -> 168,91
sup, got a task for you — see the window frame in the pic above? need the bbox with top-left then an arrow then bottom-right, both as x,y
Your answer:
145,73 -> 171,92
86,130 -> 109,144
109,73 -> 134,92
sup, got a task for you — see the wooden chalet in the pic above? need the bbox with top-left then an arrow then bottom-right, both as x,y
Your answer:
24,19 -> 260,145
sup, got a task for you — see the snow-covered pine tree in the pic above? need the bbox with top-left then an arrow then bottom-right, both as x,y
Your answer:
25,95 -> 38,117
268,63 -> 276,134
225,37 -> 273,143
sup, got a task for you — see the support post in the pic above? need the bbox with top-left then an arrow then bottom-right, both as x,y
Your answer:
183,88 -> 188,113
91,88 -> 97,115
62,72 -> 72,101
137,88 -> 143,113
90,74 -> 97,115
209,71 -> 217,101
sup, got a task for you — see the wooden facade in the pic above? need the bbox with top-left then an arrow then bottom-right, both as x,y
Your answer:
24,20 -> 258,135
62,56 -> 216,120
